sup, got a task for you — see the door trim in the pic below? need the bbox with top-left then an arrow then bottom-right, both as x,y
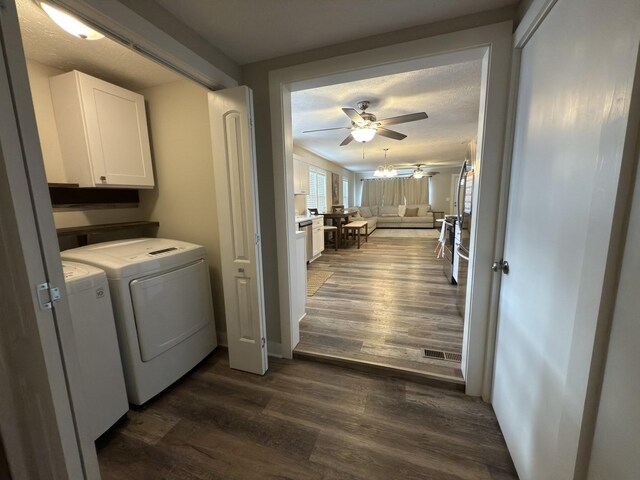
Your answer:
269,22 -> 513,397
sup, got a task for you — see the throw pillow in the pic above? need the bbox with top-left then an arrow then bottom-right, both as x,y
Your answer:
398,205 -> 406,217
417,205 -> 430,216
360,206 -> 372,218
405,207 -> 418,217
350,210 -> 362,219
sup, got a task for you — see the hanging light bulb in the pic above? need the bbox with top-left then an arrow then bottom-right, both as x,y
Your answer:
40,2 -> 104,40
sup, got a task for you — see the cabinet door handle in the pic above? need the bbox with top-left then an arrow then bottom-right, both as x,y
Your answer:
99,175 -> 107,182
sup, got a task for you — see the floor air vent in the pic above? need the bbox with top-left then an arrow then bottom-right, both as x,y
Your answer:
423,349 -> 462,362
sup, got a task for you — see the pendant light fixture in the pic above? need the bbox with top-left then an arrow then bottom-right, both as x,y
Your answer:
40,2 -> 105,40
373,148 -> 397,177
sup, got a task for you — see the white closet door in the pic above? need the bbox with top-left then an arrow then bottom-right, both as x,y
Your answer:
209,86 -> 267,374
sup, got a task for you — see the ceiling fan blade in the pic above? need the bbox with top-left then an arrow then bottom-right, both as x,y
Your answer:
339,133 -> 354,146
376,128 -> 407,141
376,112 -> 428,127
342,108 -> 364,123
303,126 -> 352,133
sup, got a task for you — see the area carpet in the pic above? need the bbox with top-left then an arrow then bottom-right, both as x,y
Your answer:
307,270 -> 334,296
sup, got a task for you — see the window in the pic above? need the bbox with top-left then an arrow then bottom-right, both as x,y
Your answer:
343,179 -> 349,208
306,169 -> 327,213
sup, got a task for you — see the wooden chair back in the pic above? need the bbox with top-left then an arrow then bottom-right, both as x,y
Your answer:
308,208 -> 319,216
331,205 -> 344,213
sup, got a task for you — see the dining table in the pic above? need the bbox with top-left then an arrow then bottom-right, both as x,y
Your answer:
322,212 -> 351,248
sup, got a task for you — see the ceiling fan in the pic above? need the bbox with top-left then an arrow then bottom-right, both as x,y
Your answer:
303,100 -> 428,146
396,164 -> 439,178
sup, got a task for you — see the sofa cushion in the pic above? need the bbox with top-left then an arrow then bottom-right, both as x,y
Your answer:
402,215 -> 432,223
379,216 -> 402,223
349,210 -> 363,220
359,206 -> 372,218
405,207 -> 418,217
398,205 -> 406,217
380,205 -> 399,216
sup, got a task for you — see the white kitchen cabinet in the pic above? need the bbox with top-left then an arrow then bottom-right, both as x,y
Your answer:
312,217 -> 324,258
49,70 -> 154,188
293,156 -> 309,194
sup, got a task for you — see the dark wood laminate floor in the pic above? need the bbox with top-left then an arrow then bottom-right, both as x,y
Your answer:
98,350 -> 517,480
296,230 -> 464,383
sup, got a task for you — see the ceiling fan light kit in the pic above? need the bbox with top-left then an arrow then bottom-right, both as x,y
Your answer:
351,127 -> 376,143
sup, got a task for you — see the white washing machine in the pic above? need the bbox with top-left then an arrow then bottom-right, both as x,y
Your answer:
63,261 -> 129,439
62,238 -> 217,405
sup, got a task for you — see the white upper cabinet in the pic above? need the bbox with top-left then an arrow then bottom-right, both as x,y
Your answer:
293,156 -> 309,194
49,70 -> 154,188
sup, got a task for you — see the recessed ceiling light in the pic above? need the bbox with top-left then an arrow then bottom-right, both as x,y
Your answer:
40,2 -> 104,40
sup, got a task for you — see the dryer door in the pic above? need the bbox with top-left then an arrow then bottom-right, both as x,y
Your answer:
130,259 -> 213,362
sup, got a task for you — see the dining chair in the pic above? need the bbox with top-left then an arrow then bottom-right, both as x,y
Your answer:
308,208 -> 319,216
331,205 -> 344,213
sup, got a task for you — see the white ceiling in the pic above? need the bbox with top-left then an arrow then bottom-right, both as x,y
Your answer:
16,0 -> 182,91
292,60 -> 483,173
155,0 -> 518,65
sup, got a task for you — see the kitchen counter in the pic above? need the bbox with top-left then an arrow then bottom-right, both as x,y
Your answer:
295,214 -> 323,224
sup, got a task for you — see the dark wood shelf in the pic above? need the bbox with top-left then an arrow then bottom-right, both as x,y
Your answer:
56,221 -> 159,246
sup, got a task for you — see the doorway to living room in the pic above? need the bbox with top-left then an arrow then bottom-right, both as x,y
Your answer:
287,54 -> 484,386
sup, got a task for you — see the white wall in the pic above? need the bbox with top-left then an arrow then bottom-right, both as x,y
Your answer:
429,167 -> 458,213
137,79 -> 226,339
587,147 -> 640,479
26,60 -> 65,183
293,145 -> 355,212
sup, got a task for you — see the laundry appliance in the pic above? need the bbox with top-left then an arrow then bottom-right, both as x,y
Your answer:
63,261 -> 128,439
62,238 -> 217,405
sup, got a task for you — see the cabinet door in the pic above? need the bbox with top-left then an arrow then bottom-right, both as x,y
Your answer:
312,220 -> 324,255
79,73 -> 154,188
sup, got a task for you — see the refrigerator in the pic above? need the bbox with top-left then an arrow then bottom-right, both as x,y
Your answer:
453,140 -> 475,318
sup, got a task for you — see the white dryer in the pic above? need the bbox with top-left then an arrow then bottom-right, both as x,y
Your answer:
63,261 -> 128,439
62,238 -> 217,405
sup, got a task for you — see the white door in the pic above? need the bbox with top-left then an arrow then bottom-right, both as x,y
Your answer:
449,174 -> 458,214
0,1 -> 99,477
209,86 -> 268,375
492,1 -> 640,479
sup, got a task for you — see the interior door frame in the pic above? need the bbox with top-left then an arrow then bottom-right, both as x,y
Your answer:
0,0 -> 100,477
270,21 -> 513,397
484,0 -> 559,401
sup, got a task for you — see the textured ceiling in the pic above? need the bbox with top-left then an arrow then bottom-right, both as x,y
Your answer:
292,60 -> 483,173
155,0 -> 518,65
16,0 -> 182,91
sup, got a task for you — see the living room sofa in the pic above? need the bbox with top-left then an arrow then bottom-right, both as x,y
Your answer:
348,204 -> 435,231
